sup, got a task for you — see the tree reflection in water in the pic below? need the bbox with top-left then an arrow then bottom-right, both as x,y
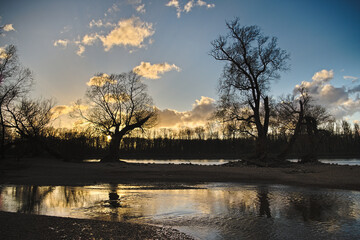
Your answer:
285,192 -> 354,222
257,187 -> 271,218
1,183 -> 359,239
12,186 -> 54,213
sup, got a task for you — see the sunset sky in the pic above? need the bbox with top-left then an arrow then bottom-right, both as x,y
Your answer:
1,0 -> 360,128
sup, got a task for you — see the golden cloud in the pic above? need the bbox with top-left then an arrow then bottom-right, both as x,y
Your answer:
51,105 -> 72,117
0,47 -> 8,59
82,33 -> 100,45
99,17 -> 154,51
76,45 -> 85,56
87,73 -> 116,86
133,62 -> 180,79
3,24 -> 15,32
53,39 -> 69,47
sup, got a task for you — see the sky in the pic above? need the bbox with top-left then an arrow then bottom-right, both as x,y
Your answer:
1,0 -> 360,128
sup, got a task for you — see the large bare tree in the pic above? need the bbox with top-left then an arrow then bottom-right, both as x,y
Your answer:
75,71 -> 157,162
0,45 -> 33,158
210,18 -> 289,161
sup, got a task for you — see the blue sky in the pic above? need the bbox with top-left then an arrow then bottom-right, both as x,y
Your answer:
1,0 -> 360,127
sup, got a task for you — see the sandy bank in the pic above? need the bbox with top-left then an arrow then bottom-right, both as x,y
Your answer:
1,157 -> 360,191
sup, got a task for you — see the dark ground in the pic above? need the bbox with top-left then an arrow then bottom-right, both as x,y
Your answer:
0,211 -> 194,240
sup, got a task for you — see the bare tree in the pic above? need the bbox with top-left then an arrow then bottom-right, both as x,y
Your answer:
75,71 -> 157,162
277,88 -> 331,162
5,98 -> 54,139
0,45 -> 33,158
210,18 -> 289,161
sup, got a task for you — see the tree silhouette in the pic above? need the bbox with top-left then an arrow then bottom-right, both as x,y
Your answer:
277,88 -> 331,162
75,71 -> 157,162
0,45 -> 33,159
210,18 -> 289,161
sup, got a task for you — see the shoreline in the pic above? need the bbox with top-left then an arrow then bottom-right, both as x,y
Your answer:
1,157 -> 360,191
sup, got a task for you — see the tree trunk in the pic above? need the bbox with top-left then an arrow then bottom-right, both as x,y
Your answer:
102,134 -> 122,162
255,134 -> 268,161
301,117 -> 318,163
278,100 -> 304,161
0,109 -> 5,160
254,97 -> 270,161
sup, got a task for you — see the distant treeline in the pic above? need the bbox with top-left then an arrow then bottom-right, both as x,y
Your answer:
6,125 -> 360,160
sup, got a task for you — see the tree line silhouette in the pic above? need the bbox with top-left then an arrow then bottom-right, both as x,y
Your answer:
1,20 -> 359,163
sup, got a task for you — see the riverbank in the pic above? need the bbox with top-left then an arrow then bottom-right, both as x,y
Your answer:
0,211 -> 193,240
1,157 -> 360,191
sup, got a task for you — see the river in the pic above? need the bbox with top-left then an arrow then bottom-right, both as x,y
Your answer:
84,158 -> 360,166
1,183 -> 360,239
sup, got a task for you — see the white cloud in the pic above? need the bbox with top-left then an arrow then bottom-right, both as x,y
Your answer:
136,4 -> 146,13
89,19 -> 103,28
197,0 -> 215,8
99,17 -> 154,51
184,0 -> 194,12
107,3 -> 120,13
312,69 -> 334,82
166,0 -> 215,18
166,0 -> 180,8
3,24 -> 15,32
344,75 -> 359,83
133,62 -> 180,79
156,96 -> 216,128
89,19 -> 115,28
53,39 -> 69,47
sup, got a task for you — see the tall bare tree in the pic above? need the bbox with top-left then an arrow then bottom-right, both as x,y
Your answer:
210,18 -> 289,161
75,71 -> 157,162
0,45 -> 33,158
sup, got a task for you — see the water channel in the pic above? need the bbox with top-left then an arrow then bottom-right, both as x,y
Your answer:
1,183 -> 360,239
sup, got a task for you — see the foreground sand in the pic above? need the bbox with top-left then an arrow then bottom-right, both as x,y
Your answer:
1,157 -> 360,190
0,211 -> 193,240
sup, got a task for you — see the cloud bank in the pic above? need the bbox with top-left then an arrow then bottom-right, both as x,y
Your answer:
294,69 -> 360,119
156,96 -> 216,128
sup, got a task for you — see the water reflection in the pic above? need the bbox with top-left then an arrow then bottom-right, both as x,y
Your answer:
1,183 -> 359,239
257,187 -> 271,218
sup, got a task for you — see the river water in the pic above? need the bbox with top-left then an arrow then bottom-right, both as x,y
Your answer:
1,183 -> 360,239
84,158 -> 360,166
